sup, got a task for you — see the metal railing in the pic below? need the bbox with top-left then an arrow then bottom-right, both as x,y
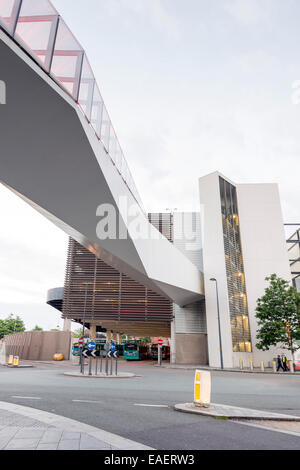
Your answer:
0,0 -> 143,208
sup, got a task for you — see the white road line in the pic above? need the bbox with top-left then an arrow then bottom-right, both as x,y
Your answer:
11,396 -> 41,400
234,420 -> 300,438
134,404 -> 169,408
72,400 -> 103,404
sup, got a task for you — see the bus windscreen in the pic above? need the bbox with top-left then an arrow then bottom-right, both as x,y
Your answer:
125,344 -> 138,351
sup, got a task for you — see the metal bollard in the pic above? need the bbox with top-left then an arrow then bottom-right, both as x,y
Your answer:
105,352 -> 109,376
88,356 -> 92,376
239,360 -> 243,370
80,348 -> 83,373
260,361 -> 264,372
272,361 -> 276,373
80,350 -> 85,375
95,357 -> 98,375
249,360 -> 254,371
158,345 -> 162,367
289,361 -> 295,374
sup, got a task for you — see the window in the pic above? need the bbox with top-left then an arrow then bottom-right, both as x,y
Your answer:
219,177 -> 252,352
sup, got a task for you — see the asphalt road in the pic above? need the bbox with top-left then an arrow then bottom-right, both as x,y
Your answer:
0,361 -> 300,450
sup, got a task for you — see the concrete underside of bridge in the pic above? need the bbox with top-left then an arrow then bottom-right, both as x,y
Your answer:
80,321 -> 171,339
0,23 -> 207,365
0,28 -> 204,307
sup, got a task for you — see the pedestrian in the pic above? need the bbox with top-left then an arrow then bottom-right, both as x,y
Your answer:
276,355 -> 284,372
281,354 -> 288,372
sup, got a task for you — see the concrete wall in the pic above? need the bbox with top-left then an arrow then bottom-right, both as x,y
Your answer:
171,213 -> 207,364
237,183 -> 292,366
199,172 -> 234,368
0,341 -> 6,365
4,331 -> 71,361
175,334 -> 208,365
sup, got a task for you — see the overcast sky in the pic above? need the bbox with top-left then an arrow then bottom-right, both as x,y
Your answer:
1,0 -> 300,330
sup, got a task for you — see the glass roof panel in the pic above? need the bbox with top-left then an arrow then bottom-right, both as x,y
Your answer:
0,0 -> 17,32
51,18 -> 83,99
0,0 -> 143,208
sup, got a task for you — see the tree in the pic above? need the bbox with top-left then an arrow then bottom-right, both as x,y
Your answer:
122,334 -> 134,341
255,274 -> 300,362
32,325 -> 43,331
139,337 -> 151,344
0,314 -> 26,339
72,328 -> 84,338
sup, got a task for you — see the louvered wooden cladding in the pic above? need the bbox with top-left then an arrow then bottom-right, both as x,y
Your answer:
148,213 -> 173,242
62,225 -> 173,324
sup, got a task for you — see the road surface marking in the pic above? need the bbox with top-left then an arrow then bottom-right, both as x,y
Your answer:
72,400 -> 103,404
235,420 -> 300,438
11,396 -> 41,400
134,404 -> 169,408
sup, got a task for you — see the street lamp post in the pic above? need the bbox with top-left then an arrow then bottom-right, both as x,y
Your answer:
210,278 -> 224,370
82,283 -> 88,339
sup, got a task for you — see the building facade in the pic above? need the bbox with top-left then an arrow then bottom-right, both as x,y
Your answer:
47,172 -> 293,368
47,172 -> 293,367
286,225 -> 300,291
60,211 -> 208,364
200,172 -> 292,368
62,237 -> 173,338
0,2 -> 293,369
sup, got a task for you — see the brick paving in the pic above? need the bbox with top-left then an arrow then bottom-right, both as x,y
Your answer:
0,410 -> 116,450
0,403 -> 151,450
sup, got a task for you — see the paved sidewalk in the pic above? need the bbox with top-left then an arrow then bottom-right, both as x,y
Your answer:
244,420 -> 300,434
2,360 -> 299,376
165,364 -> 300,375
0,401 -> 152,450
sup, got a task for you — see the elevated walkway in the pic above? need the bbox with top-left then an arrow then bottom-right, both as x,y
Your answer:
0,0 -> 204,306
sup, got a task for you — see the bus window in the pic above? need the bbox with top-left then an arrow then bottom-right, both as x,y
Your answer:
125,343 -> 138,351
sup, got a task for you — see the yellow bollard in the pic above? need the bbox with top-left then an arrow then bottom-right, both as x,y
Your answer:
239,360 -> 243,370
289,361 -> 294,374
53,353 -> 64,361
194,370 -> 211,408
7,355 -> 13,366
249,360 -> 254,371
13,356 -> 19,367
260,361 -> 264,372
272,361 -> 276,373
